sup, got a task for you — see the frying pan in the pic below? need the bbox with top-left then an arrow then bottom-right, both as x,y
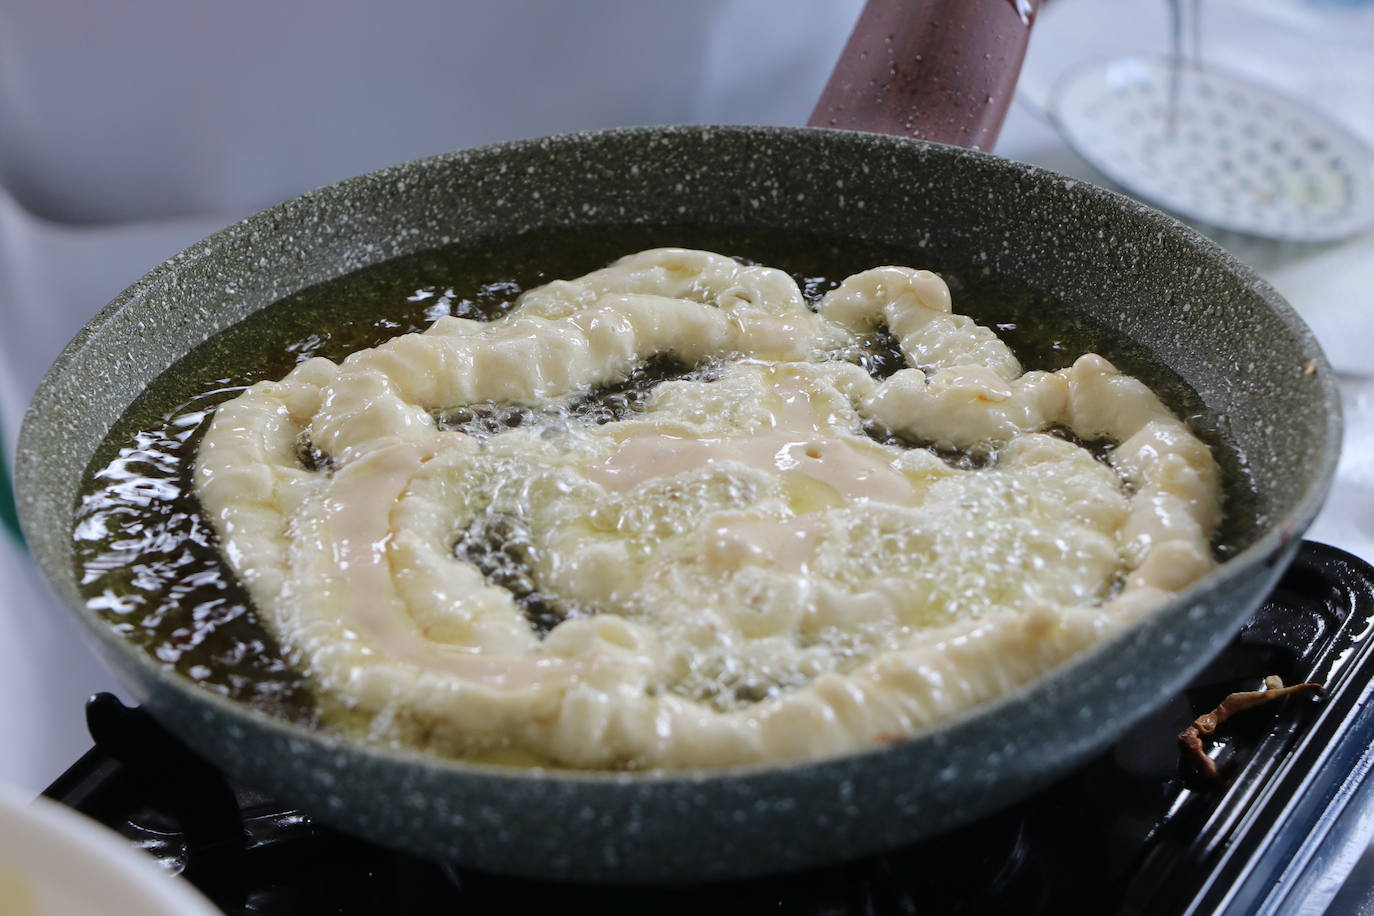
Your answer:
14,0 -> 1340,883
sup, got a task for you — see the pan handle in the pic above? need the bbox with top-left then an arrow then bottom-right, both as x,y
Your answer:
809,0 -> 1040,151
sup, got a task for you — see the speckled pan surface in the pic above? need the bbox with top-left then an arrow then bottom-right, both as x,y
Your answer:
17,126 -> 1340,882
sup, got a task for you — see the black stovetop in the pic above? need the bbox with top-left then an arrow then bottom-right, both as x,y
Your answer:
42,542 -> 1374,915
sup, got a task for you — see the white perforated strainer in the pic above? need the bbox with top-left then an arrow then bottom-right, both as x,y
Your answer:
1049,55 -> 1374,242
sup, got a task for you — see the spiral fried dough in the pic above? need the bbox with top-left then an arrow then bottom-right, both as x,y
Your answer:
195,249 -> 1221,768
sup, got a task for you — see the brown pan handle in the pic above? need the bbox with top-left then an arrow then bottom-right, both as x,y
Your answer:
810,0 -> 1041,151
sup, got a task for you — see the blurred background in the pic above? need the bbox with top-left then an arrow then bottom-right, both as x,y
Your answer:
0,0 -> 1371,907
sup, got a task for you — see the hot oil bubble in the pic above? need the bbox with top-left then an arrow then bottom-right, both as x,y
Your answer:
77,229 -> 1252,738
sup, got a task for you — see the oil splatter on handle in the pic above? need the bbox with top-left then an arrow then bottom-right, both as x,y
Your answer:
810,0 -> 1040,151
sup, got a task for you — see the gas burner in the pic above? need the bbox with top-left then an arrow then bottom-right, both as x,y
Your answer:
43,542 -> 1374,915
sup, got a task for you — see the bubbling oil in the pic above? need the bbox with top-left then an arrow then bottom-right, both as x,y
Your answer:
73,225 -> 1256,727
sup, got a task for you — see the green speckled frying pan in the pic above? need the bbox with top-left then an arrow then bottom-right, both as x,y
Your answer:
14,0 -> 1340,883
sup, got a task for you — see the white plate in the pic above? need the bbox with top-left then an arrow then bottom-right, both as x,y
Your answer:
1050,55 -> 1374,242
0,782 -> 219,916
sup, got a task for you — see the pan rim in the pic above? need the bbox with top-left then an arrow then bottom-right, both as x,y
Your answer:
16,123 -> 1343,787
